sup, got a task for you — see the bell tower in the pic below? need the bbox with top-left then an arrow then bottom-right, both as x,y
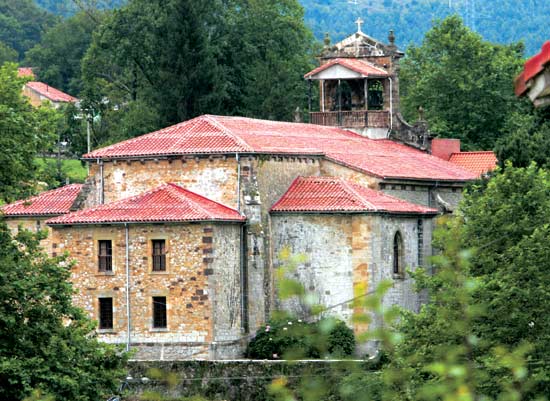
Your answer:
305,24 -> 431,149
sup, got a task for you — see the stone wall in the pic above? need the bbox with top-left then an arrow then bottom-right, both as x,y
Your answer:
52,222 -> 243,360
126,360 -> 379,401
239,156 -> 322,332
86,156 -> 239,208
5,217 -> 53,252
270,212 -> 434,347
320,159 -> 379,189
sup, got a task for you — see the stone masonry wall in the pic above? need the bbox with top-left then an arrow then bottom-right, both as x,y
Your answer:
5,217 -> 53,252
319,160 -> 380,189
270,214 -> 354,324
239,156 -> 322,332
86,156 -> 239,208
52,222 -> 242,360
270,212 -> 434,354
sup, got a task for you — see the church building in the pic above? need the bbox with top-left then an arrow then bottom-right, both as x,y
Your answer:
3,26 -> 478,360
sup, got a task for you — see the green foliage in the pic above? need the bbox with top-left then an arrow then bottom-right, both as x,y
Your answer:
301,0 -> 549,56
246,317 -> 356,360
0,221 -> 127,400
495,104 -> 550,168
35,0 -> 126,16
80,0 -> 315,148
0,41 -> 17,64
400,16 -> 524,150
0,63 -> 61,202
25,10 -> 106,95
0,0 -> 57,60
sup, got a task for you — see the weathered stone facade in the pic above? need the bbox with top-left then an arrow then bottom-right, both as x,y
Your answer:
5,217 -> 53,252
271,212 -> 433,354
52,222 -> 243,360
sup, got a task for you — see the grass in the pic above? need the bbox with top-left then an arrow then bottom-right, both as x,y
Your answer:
34,157 -> 88,184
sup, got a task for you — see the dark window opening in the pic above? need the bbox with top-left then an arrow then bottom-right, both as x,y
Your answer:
153,296 -> 167,328
152,239 -> 166,272
98,240 -> 113,272
368,80 -> 384,110
99,298 -> 113,330
393,231 -> 404,276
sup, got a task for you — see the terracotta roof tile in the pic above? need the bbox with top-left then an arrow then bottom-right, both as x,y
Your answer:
304,58 -> 388,79
515,41 -> 550,96
25,81 -> 78,103
83,115 -> 477,182
448,151 -> 497,176
47,183 -> 244,225
2,184 -> 83,217
17,67 -> 35,78
271,177 -> 438,215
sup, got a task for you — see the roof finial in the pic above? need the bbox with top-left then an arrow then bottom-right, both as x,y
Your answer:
355,17 -> 364,33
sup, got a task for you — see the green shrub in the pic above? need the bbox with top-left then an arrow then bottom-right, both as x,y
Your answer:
246,317 -> 355,360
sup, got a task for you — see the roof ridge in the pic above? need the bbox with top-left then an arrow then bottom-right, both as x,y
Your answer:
270,176 -> 302,212
451,151 -> 495,155
338,178 -> 379,211
203,115 -> 254,152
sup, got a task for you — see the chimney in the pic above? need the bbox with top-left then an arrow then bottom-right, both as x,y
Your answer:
431,138 -> 461,161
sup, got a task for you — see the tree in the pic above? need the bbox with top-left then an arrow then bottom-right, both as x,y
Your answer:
25,10 -> 107,95
495,103 -> 550,168
220,0 -> 316,121
0,41 -> 17,65
400,16 -> 524,150
0,0 -> 57,61
80,0 -> 316,150
0,222 -> 127,400
0,63 -> 61,203
384,165 -> 550,400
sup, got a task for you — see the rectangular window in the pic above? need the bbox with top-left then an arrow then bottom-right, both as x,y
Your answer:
98,240 -> 113,272
152,296 -> 167,328
99,298 -> 113,330
152,239 -> 166,272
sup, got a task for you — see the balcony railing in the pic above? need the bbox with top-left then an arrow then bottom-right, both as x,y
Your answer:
310,110 -> 389,128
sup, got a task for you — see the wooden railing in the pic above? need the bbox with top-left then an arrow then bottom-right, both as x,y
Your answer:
310,110 -> 389,129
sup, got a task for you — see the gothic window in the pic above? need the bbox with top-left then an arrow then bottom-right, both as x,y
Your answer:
393,231 -> 404,278
98,297 -> 113,330
152,239 -> 166,272
153,296 -> 167,329
98,240 -> 113,272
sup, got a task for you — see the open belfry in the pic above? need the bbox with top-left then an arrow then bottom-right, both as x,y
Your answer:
3,26 -> 479,360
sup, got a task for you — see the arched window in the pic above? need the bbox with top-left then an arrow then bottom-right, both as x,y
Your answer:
393,231 -> 404,277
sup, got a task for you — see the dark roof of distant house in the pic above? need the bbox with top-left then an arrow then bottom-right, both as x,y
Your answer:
2,184 -> 83,217
25,81 -> 78,103
304,58 -> 389,79
270,176 -> 438,215
47,183 -> 245,225
83,115 -> 477,182
448,151 -> 498,176
515,41 -> 550,97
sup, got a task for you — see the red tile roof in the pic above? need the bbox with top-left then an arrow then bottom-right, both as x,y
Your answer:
17,67 -> 35,78
304,58 -> 388,79
2,184 -> 83,217
83,115 -> 477,182
448,151 -> 497,176
25,81 -> 78,103
47,183 -> 244,225
515,41 -> 550,96
271,177 -> 438,215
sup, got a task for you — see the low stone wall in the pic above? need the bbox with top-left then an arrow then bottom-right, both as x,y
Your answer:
126,359 -> 379,401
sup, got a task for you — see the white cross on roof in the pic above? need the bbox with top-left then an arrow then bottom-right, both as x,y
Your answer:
355,17 -> 364,33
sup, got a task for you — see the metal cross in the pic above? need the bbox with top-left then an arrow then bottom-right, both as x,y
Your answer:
355,17 -> 364,33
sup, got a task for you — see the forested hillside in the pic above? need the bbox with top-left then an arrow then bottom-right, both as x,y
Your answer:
35,0 -> 124,16
33,0 -> 550,55
301,0 -> 550,55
